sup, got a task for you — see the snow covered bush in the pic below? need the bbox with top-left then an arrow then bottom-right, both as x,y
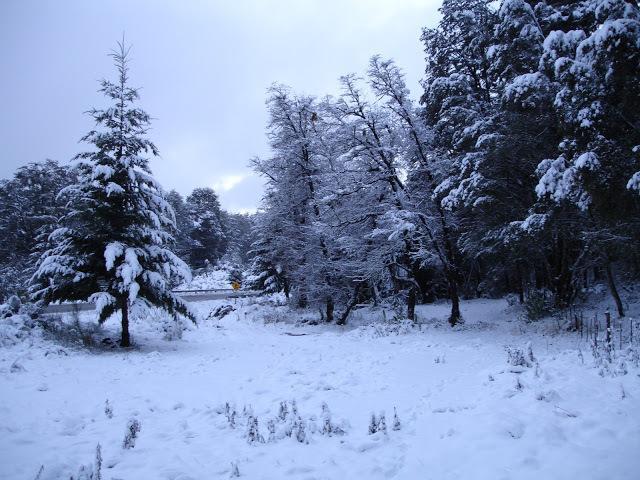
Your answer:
37,315 -> 102,349
368,412 -> 387,435
392,407 -> 401,431
122,418 -> 141,449
209,304 -> 235,320
261,309 -> 290,325
68,444 -> 102,480
0,303 -> 12,319
367,311 -> 416,338
523,290 -> 553,321
6,295 -> 21,315
223,399 -> 348,447
246,415 -> 265,444
104,400 -> 113,419
319,402 -> 346,436
505,342 -> 535,368
591,341 -> 638,377
138,306 -> 186,341
0,314 -> 35,347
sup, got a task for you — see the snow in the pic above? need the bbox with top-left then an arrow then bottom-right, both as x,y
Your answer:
105,182 -> 124,197
104,242 -> 124,271
503,72 -> 550,108
178,268 -> 232,290
90,164 -> 115,180
535,154 -> 594,209
1,298 -> 639,479
575,151 -> 599,170
628,171 -> 640,193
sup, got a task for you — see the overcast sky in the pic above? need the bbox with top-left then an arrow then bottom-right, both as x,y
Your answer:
1,0 -> 440,212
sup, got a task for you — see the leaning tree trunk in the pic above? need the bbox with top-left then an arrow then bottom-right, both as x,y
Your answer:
120,299 -> 131,347
605,260 -> 625,317
337,284 -> 362,326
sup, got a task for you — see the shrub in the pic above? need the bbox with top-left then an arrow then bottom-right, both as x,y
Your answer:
505,343 -> 535,368
122,418 -> 141,449
523,289 -> 553,321
7,295 -> 21,314
392,408 -> 401,431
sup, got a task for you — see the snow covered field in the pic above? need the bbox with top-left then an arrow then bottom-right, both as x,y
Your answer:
1,298 -> 639,480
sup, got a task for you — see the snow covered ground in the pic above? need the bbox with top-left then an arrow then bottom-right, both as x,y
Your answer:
1,297 -> 639,480
177,267 -> 232,290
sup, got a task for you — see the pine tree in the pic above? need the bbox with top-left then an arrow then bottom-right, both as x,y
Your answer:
221,212 -> 254,266
0,160 -> 74,300
186,187 -> 227,268
166,190 -> 193,262
534,0 -> 640,315
30,40 -> 194,346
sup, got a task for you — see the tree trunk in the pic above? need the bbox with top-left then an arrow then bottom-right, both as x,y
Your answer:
407,287 -> 416,322
120,299 -> 130,347
337,284 -> 361,326
372,283 -> 380,307
448,277 -> 461,326
605,261 -> 625,317
517,263 -> 525,304
326,297 -> 334,323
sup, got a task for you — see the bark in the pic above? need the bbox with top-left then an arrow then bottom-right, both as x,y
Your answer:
605,261 -> 625,317
337,284 -> 361,326
120,299 -> 130,347
326,297 -> 334,323
448,277 -> 461,326
517,264 -> 525,305
407,287 -> 416,322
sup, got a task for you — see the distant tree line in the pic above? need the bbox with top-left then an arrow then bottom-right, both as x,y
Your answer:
0,167 -> 253,301
166,188 -> 254,270
248,0 -> 640,323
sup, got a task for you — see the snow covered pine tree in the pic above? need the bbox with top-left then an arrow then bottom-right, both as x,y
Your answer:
30,40 -> 195,346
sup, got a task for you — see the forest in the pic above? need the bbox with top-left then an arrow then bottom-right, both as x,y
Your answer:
3,0 -> 638,327
1,1 -> 640,479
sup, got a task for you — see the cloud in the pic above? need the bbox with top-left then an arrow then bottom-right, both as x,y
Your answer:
1,0 -> 440,214
216,173 -> 265,214
213,174 -> 248,192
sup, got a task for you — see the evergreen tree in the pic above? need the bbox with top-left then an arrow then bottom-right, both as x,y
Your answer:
186,187 -> 227,268
222,212 -> 255,266
30,41 -> 194,346
166,190 -> 193,262
246,208 -> 290,296
534,0 -> 640,315
0,160 -> 74,300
